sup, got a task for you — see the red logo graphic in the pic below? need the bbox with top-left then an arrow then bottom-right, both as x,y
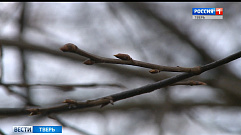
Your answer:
216,8 -> 223,15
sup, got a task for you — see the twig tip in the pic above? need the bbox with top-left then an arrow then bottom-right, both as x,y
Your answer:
60,43 -> 78,52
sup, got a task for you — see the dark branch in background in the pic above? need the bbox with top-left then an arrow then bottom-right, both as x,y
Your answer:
18,2 -> 33,106
170,80 -> 206,86
27,50 -> 241,115
0,80 -> 202,104
2,86 -> 27,101
1,81 -> 205,88
0,42 -> 2,83
49,114 -> 92,135
0,128 -> 6,135
0,83 -> 126,89
124,3 -> 214,64
123,3 -> 241,103
60,43 -> 201,74
0,101 -> 240,116
0,39 -> 170,82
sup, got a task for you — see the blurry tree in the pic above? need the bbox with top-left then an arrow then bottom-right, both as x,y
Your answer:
0,2 -> 241,135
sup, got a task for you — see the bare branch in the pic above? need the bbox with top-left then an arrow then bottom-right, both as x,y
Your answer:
0,42 -> 2,83
27,50 -> 241,115
2,86 -> 27,101
170,80 -> 206,86
0,39 -> 169,81
60,43 -> 201,74
1,101 -> 240,117
0,83 -> 125,89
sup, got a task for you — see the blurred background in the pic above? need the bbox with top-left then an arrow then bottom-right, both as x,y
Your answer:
0,2 -> 241,135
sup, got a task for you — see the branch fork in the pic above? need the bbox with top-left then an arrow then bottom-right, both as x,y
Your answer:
25,44 -> 240,115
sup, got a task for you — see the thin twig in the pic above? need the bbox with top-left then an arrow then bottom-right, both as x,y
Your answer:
0,83 -> 125,89
27,50 -> 241,115
0,101 -> 238,116
1,39 -> 169,82
0,81 -> 204,88
49,114 -> 93,135
0,42 -> 2,83
170,80 -> 206,86
60,43 -> 202,74
3,86 -> 28,101
18,3 -> 33,106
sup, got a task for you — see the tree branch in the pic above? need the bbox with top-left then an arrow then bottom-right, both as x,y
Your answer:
27,50 -> 241,115
0,39 -> 169,81
170,80 -> 206,86
0,83 -> 125,89
0,42 -> 2,83
2,86 -> 28,101
60,43 -> 201,74
0,101 -> 239,116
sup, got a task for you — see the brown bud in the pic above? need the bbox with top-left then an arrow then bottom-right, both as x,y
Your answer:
63,99 -> 77,104
149,69 -> 160,74
200,82 -> 207,85
114,53 -> 132,60
83,59 -> 95,65
60,43 -> 78,52
191,81 -> 207,85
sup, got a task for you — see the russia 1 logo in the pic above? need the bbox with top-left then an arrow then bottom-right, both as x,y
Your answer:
216,8 -> 223,15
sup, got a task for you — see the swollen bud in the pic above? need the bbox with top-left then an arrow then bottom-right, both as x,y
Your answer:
60,43 -> 78,52
114,53 -> 132,60
149,69 -> 160,74
83,59 -> 95,65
